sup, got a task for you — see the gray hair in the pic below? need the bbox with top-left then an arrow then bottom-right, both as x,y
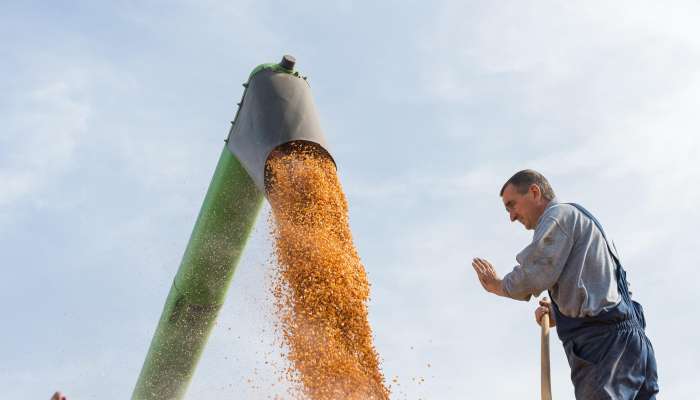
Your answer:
499,169 -> 555,201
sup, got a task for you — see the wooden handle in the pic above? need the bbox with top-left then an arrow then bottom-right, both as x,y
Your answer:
541,313 -> 552,400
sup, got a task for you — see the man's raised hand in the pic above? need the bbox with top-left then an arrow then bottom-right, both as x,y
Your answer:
471,257 -> 506,297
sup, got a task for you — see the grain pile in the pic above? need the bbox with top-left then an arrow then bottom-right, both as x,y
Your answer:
265,142 -> 389,400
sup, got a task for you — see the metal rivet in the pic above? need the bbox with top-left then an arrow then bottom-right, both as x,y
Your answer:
280,54 -> 296,70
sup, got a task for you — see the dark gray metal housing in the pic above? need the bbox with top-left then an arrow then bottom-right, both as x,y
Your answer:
226,64 -> 332,194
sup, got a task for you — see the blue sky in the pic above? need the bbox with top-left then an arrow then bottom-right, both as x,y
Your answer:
2,1 -> 699,398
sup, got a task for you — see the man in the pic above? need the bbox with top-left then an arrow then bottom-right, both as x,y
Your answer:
472,169 -> 658,399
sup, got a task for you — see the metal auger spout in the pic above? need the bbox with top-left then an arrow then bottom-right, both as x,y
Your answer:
131,55 -> 332,400
227,54 -> 334,194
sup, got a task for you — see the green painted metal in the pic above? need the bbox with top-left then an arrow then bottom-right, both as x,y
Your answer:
247,62 -> 297,80
131,147 -> 263,400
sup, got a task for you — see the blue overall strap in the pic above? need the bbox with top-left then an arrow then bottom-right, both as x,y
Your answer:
566,203 -> 634,305
555,205 -> 658,398
566,203 -> 620,266
549,202 -> 639,341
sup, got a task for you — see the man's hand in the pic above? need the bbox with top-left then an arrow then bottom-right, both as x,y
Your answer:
535,297 -> 556,327
471,257 -> 507,297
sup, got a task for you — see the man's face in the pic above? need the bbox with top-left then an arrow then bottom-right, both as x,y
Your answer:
501,183 -> 541,230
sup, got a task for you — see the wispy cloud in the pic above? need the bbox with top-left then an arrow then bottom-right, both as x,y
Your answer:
0,74 -> 90,216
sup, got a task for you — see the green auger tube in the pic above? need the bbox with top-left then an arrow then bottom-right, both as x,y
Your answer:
132,54 -> 331,400
131,148 -> 263,400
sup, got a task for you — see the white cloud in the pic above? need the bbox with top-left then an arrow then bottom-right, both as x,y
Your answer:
0,74 -> 91,227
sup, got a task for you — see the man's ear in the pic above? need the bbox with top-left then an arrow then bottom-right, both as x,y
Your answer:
530,183 -> 541,199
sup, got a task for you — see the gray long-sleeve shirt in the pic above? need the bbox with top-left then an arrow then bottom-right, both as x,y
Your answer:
502,198 -> 621,318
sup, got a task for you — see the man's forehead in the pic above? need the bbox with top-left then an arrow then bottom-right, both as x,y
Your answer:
501,183 -> 519,199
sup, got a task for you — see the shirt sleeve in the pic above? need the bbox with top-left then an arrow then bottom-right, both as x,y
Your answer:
502,216 -> 574,301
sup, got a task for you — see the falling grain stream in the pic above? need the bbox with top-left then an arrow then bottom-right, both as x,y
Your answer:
265,142 -> 390,400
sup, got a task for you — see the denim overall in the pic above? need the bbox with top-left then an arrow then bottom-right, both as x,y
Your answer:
549,203 -> 659,399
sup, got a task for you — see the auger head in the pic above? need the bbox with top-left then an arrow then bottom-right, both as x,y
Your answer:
226,55 -> 334,196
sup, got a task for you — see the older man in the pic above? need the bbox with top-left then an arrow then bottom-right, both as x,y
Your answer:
472,169 -> 659,399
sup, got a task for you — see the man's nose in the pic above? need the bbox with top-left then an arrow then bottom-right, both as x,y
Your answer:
509,211 -> 517,222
